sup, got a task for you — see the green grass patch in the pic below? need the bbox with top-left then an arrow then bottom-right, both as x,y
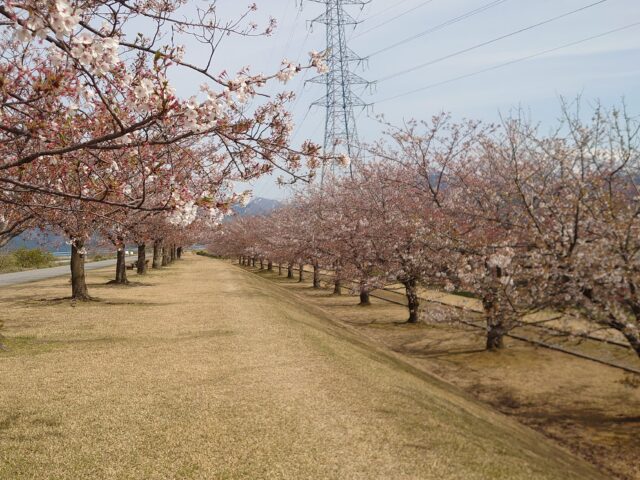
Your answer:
0,248 -> 56,273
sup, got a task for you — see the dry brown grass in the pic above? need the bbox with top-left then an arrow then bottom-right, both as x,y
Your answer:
256,265 -> 640,480
0,256 -> 609,479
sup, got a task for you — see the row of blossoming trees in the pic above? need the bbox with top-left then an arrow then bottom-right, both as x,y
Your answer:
209,104 -> 640,358
0,0 -> 328,301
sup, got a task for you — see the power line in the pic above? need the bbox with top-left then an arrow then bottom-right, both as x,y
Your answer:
352,0 -> 437,39
281,6 -> 303,61
366,0 -> 509,58
374,0 -> 611,83
373,21 -> 640,104
291,105 -> 313,143
358,0 -> 413,24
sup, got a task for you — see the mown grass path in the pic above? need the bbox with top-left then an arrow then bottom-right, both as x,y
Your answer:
0,256 -> 606,479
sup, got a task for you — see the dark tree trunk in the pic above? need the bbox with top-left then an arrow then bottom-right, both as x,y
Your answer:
153,239 -> 162,269
486,325 -> 506,350
170,245 -> 176,262
239,256 -> 243,265
114,246 -> 129,284
252,257 -> 256,267
70,240 -> 90,301
359,282 -> 371,306
403,278 -> 420,323
278,263 -> 282,275
333,267 -> 343,295
268,260 -> 273,271
177,247 -> 182,259
260,259 -> 264,270
298,263 -> 304,282
162,247 -> 169,266
609,317 -> 640,359
623,332 -> 640,359
313,263 -> 321,289
483,294 -> 509,351
287,263 -> 293,279
137,243 -> 147,275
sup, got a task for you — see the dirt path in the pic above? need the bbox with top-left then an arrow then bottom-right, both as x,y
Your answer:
0,256 -> 606,479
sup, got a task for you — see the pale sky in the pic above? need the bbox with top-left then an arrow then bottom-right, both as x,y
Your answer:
174,0 -> 640,199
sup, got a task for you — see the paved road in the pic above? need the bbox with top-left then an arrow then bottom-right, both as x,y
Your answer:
0,257 -> 135,287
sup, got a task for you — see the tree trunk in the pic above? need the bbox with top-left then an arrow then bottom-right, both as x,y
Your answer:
170,244 -> 176,263
483,294 -> 509,351
153,239 -> 162,269
114,246 -> 129,284
313,263 -> 321,289
252,257 -> 256,267
137,243 -> 147,275
162,247 -> 169,266
177,247 -> 182,259
268,260 -> 273,272
70,240 -> 90,301
623,332 -> 640,359
609,317 -> 640,359
403,278 -> 420,323
298,263 -> 304,282
333,267 -> 343,295
260,259 -> 264,270
287,263 -> 293,279
486,324 -> 506,350
359,282 -> 371,306
278,263 -> 282,275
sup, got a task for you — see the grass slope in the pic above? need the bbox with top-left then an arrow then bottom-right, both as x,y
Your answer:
0,256 -> 606,479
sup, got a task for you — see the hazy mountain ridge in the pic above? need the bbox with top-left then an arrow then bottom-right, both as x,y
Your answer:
232,197 -> 282,217
2,198 -> 282,252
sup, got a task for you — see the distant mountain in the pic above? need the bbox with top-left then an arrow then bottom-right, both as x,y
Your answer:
2,197 -> 282,252
4,230 -> 69,253
232,197 -> 282,217
3,230 -> 106,254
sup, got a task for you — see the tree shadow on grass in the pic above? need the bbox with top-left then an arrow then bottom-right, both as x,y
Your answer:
0,412 -> 63,442
12,296 -> 171,309
92,280 -> 151,287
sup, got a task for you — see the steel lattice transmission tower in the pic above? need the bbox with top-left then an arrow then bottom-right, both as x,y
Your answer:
305,0 -> 371,164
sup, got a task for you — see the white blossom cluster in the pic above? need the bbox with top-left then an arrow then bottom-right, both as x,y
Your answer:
486,250 -> 513,270
13,0 -> 80,42
12,1 -> 122,75
168,191 -> 199,227
69,34 -> 120,74
276,60 -> 298,84
168,200 -> 198,227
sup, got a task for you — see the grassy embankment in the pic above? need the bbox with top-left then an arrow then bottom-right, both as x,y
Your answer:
243,262 -> 640,480
0,255 -> 611,479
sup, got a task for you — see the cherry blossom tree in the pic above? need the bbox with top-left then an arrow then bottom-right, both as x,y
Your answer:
1,0 -> 335,303
1,1 -> 327,208
466,102 -> 640,356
